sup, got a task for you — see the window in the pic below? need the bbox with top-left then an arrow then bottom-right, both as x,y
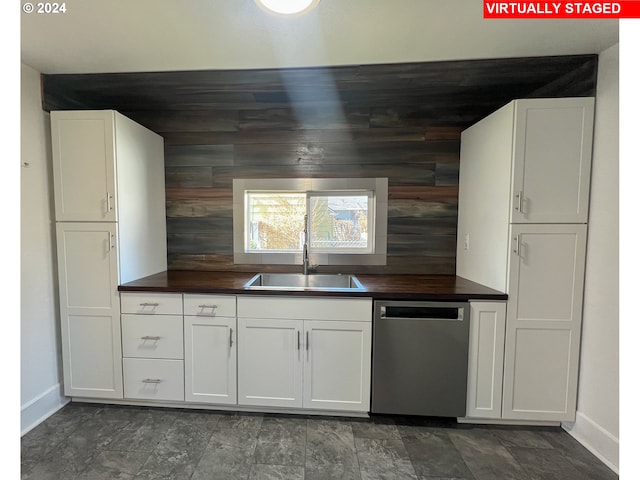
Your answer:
233,178 -> 387,266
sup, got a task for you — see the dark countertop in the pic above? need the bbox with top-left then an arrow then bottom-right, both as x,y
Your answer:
118,270 -> 507,301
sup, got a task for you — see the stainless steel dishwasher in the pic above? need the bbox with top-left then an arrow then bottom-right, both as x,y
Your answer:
371,300 -> 470,417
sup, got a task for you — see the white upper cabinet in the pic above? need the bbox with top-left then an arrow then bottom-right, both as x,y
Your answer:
51,110 -> 117,222
511,98 -> 594,224
457,97 -> 594,293
51,110 -> 167,226
51,110 -> 167,283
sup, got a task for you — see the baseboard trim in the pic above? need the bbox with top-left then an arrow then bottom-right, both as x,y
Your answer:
457,417 -> 560,426
71,397 -> 370,418
562,410 -> 619,474
21,383 -> 69,436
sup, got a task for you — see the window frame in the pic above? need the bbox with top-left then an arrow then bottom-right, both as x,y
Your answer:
233,178 -> 388,266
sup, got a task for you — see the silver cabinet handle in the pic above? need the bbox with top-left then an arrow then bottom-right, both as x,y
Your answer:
306,331 -> 309,351
142,378 -> 161,384
512,235 -> 521,256
198,304 -> 218,315
297,331 -> 300,350
109,234 -> 115,250
140,302 -> 159,307
141,336 -> 161,341
106,192 -> 113,213
514,191 -> 523,213
229,328 -> 234,348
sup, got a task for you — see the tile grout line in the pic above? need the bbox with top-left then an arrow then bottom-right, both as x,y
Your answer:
349,421 -> 364,480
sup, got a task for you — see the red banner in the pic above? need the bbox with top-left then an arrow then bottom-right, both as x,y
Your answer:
484,1 -> 640,18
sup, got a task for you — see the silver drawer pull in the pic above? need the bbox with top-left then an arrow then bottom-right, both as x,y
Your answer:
142,378 -> 162,384
139,302 -> 159,307
197,304 -> 218,315
141,336 -> 161,341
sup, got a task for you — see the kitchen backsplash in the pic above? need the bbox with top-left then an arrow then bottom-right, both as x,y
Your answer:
163,127 -> 461,274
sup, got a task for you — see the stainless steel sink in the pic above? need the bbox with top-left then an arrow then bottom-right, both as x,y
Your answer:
244,273 -> 365,292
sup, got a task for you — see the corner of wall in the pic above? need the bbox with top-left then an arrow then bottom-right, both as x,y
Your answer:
571,41 -> 619,473
21,62 -> 67,436
563,414 -> 619,474
21,385 -> 69,436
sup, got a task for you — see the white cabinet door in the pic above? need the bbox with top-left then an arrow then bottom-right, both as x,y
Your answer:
56,222 -> 122,398
466,302 -> 506,419
51,110 -> 117,222
502,224 -> 587,421
237,318 -> 303,408
184,316 -> 237,405
303,321 -> 371,412
511,98 -> 594,224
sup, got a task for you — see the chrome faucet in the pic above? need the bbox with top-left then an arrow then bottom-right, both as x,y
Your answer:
303,214 -> 310,275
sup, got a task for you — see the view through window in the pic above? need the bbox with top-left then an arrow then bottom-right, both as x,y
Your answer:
245,192 -> 372,253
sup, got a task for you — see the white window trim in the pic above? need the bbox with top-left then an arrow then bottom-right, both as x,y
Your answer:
233,178 -> 388,266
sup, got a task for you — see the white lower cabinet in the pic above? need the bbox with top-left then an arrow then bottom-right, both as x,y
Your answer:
116,292 -> 371,414
237,296 -> 372,412
465,301 -> 506,419
120,292 -> 185,402
303,320 -> 372,411
465,225 -> 587,423
57,223 -> 123,399
238,318 -> 303,408
63,313 -> 123,399
502,224 -> 587,422
184,294 -> 237,404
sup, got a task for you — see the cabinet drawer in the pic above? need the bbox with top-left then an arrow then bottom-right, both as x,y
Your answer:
237,296 -> 372,321
123,358 -> 184,402
120,293 -> 183,315
121,314 -> 183,359
184,294 -> 236,317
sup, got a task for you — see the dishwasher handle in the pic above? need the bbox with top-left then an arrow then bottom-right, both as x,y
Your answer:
378,304 -> 466,321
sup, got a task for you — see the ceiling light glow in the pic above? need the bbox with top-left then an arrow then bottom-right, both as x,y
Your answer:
255,0 -> 320,15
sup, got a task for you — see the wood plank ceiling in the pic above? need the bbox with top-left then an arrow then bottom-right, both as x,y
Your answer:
40,55 -> 599,274
42,55 -> 597,132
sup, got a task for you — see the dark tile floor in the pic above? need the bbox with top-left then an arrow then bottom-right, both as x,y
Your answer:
21,403 -> 618,480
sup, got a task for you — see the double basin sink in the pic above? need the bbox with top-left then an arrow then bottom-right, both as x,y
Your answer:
244,273 -> 365,292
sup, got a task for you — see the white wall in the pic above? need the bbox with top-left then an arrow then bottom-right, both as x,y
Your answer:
20,63 -> 68,434
563,43 -> 619,473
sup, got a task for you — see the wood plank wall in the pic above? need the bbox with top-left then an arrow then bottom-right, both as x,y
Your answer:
160,125 -> 463,274
41,56 -> 598,274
